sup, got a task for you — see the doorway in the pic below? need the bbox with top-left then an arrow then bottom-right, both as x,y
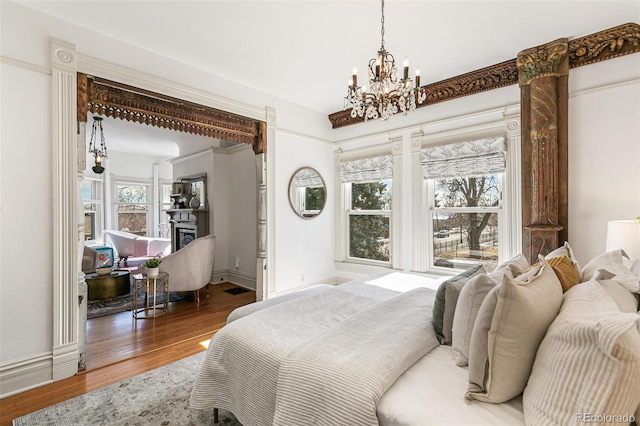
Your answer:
77,73 -> 268,371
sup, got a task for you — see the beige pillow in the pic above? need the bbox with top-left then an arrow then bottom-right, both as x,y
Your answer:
451,273 -> 499,367
598,278 -> 639,313
523,279 -> 640,426
582,250 -> 640,293
466,259 -> 563,404
493,253 -> 530,277
546,241 -> 583,282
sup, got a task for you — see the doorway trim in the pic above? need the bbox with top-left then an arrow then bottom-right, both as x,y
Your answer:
52,39 -> 274,380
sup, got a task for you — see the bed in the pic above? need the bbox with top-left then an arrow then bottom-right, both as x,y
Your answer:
189,249 -> 640,426
189,272 -> 525,425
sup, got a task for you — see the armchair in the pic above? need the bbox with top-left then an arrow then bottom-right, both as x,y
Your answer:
159,234 -> 215,302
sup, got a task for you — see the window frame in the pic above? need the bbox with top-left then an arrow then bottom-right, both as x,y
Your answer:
345,179 -> 393,267
425,174 -> 503,272
81,176 -> 104,242
112,177 -> 152,236
412,116 -> 521,275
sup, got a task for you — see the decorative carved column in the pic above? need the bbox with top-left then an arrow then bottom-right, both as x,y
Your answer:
517,38 -> 569,263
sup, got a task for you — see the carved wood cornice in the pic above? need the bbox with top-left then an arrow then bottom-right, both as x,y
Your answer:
78,74 -> 266,152
329,22 -> 640,129
568,22 -> 640,69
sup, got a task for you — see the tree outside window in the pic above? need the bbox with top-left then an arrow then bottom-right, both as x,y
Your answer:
431,174 -> 500,271
115,183 -> 149,236
348,180 -> 391,262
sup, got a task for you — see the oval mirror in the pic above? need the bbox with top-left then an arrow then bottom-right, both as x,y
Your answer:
288,167 -> 326,219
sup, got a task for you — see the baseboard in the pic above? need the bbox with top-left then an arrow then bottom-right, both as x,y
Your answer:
0,352 -> 52,398
226,270 -> 256,290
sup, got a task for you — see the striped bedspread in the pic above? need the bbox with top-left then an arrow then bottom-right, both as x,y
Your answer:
189,280 -> 438,426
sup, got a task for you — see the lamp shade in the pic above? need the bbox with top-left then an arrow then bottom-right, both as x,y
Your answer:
605,220 -> 640,262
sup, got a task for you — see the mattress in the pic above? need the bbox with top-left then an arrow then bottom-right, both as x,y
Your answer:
377,345 -> 525,426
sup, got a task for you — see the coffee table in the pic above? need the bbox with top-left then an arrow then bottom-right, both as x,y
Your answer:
86,270 -> 131,301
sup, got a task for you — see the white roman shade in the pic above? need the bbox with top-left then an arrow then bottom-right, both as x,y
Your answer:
293,168 -> 323,187
420,137 -> 506,179
339,155 -> 393,183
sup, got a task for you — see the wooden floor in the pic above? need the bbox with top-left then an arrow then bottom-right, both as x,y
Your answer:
0,283 -> 255,426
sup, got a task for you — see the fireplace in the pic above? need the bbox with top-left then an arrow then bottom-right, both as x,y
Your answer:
176,226 -> 197,250
165,208 -> 209,252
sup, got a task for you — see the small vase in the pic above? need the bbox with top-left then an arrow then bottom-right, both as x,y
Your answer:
146,267 -> 159,278
189,196 -> 200,209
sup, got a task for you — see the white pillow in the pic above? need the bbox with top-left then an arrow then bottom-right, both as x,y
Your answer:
598,278 -> 639,313
493,253 -> 530,277
582,250 -> 640,293
523,279 -> 640,426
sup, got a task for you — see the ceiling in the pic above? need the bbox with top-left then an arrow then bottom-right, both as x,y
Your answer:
18,1 -> 640,154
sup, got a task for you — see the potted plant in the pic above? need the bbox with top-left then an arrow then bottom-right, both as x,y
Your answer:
143,257 -> 162,278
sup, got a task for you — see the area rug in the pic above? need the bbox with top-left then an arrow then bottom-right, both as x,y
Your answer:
13,352 -> 242,425
87,290 -> 183,319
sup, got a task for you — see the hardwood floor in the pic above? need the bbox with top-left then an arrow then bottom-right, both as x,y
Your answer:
0,282 -> 255,426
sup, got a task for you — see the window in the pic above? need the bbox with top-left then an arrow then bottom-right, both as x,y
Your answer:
430,174 -> 501,271
339,154 -> 393,265
114,181 -> 150,236
159,181 -> 173,238
347,180 -> 392,262
421,136 -> 507,272
81,177 -> 103,241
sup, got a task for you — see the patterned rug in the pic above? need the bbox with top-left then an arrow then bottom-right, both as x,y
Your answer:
13,352 -> 242,425
87,290 -> 183,319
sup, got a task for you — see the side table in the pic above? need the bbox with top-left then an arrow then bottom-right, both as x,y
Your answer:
132,272 -> 170,319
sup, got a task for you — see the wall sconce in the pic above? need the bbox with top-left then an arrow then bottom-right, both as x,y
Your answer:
88,116 -> 108,174
606,217 -> 640,275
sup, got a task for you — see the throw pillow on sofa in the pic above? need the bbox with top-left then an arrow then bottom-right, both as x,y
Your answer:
523,278 -> 640,426
465,257 -> 563,404
432,264 -> 485,345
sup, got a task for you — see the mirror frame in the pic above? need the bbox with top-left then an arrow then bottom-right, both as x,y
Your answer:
288,167 -> 327,220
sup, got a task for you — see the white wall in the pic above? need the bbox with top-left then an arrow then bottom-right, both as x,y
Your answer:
272,131 -> 336,294
0,63 -> 54,364
226,146 -> 258,289
567,54 -> 640,264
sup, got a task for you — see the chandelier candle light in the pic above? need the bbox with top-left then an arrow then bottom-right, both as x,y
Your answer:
88,116 -> 108,174
344,0 -> 426,121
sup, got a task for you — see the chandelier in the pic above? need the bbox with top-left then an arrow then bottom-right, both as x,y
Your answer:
344,0 -> 426,122
88,116 -> 108,174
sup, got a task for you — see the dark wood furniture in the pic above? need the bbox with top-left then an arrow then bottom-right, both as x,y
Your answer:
86,270 -> 130,301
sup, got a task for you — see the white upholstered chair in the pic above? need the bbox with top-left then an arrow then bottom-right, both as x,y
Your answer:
159,234 -> 215,303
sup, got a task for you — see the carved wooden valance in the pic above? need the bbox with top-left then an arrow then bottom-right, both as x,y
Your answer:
329,22 -> 640,129
77,74 -> 266,154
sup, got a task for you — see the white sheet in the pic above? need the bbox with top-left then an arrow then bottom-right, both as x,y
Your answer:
378,345 -> 524,426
